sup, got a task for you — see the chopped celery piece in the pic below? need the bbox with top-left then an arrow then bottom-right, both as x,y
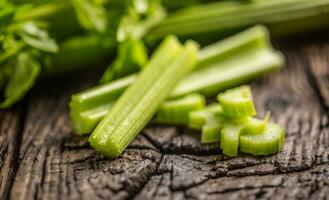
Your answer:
188,103 -> 222,130
155,94 -> 206,125
217,85 -> 256,118
201,117 -> 224,143
188,103 -> 224,143
239,123 -> 285,155
100,38 -> 148,83
89,37 -> 199,158
242,112 -> 271,135
220,124 -> 242,157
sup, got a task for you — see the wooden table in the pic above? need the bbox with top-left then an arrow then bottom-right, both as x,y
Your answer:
1,35 -> 329,200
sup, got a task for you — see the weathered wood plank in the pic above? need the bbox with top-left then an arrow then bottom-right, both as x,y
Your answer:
3,39 -> 329,200
0,107 -> 24,200
303,43 -> 329,112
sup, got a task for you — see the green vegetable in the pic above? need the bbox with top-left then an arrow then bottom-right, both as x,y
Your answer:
201,116 -> 224,143
70,0 -> 107,33
171,48 -> 283,97
89,36 -> 199,158
100,1 -> 166,82
70,75 -> 136,134
188,103 -> 222,130
70,26 -> 284,134
217,85 -> 256,118
241,112 -> 270,135
3,0 -> 329,110
155,93 -> 206,125
150,0 -> 329,39
0,52 -> 41,108
220,123 -> 241,157
239,123 -> 285,155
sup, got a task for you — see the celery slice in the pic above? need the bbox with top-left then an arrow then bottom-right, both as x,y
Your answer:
239,123 -> 285,155
220,123 -> 242,157
217,85 -> 256,118
187,103 -> 224,143
188,103 -> 222,130
155,94 -> 206,125
242,112 -> 270,135
201,117 -> 224,144
89,37 -> 199,158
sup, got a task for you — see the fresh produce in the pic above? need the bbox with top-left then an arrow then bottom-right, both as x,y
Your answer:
186,86 -> 284,157
70,25 -> 284,134
2,0 -> 329,108
155,94 -> 206,125
89,36 -> 199,158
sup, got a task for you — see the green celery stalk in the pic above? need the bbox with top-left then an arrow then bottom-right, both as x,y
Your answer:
171,48 -> 283,97
70,26 -> 284,134
150,0 -> 329,39
89,36 -> 199,158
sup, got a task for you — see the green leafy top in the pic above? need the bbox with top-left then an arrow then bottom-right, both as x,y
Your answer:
0,2 -> 58,108
70,0 -> 107,33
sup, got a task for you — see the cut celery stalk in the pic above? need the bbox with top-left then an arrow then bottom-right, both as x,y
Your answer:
239,123 -> 285,155
220,123 -> 242,157
70,75 -> 136,134
89,37 -> 199,158
197,25 -> 271,68
217,85 -> 256,118
171,49 -> 283,97
70,26 -> 284,135
155,94 -> 206,125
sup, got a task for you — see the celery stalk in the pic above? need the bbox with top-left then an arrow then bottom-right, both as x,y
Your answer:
150,0 -> 329,39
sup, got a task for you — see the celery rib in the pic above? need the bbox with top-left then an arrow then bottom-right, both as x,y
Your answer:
150,0 -> 329,38
89,37 -> 199,158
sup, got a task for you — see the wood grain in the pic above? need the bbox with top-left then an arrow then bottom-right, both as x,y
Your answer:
1,39 -> 329,200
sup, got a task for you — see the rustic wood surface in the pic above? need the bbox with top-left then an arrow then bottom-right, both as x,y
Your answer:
1,36 -> 329,200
